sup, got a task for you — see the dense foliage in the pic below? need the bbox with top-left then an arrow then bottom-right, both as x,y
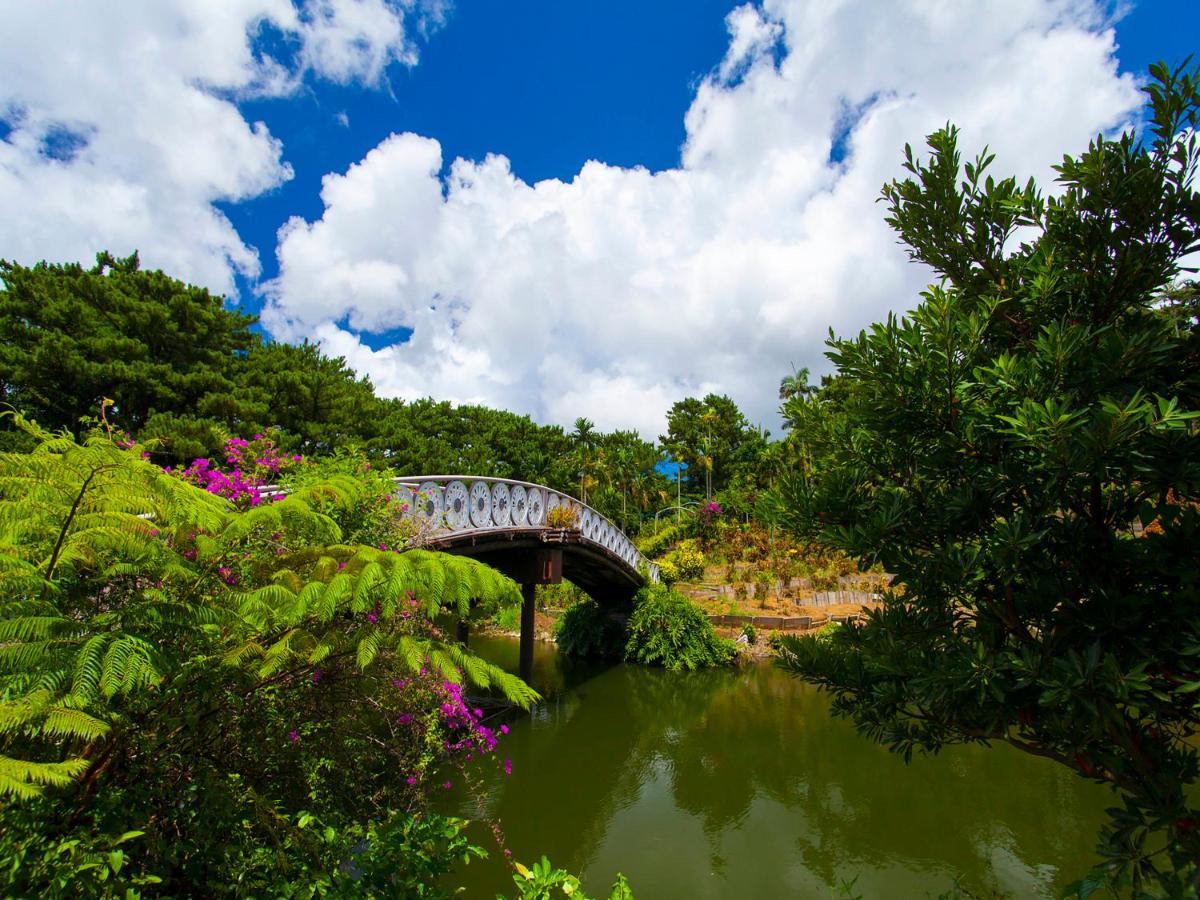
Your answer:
0,252 -> 258,447
775,64 -> 1200,894
659,394 -> 770,499
0,417 -> 539,894
624,585 -> 736,672
553,599 -> 627,660
507,857 -> 633,899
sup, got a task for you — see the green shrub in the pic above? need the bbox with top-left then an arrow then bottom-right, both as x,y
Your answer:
492,605 -> 521,631
504,856 -> 633,899
537,580 -> 588,610
656,556 -> 680,584
624,585 -> 736,671
635,518 -> 695,559
660,540 -> 705,582
554,599 -> 627,659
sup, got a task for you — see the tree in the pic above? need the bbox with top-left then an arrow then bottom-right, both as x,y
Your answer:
235,339 -> 381,453
0,252 -> 258,440
572,417 -> 596,502
775,63 -> 1200,894
371,399 -> 576,490
660,394 -> 764,497
778,365 -> 815,401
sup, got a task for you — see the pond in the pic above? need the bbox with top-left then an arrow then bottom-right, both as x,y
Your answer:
438,636 -> 1110,898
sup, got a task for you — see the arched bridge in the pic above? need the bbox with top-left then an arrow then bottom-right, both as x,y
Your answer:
391,476 -> 658,679
392,475 -> 658,602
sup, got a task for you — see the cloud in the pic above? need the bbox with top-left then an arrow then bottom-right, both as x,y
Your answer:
0,0 -> 432,295
264,0 -> 1142,436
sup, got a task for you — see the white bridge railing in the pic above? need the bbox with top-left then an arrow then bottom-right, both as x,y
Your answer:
390,475 -> 658,583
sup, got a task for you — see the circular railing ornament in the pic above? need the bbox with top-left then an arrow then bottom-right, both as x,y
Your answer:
469,481 -> 492,528
510,485 -> 528,525
527,488 -> 544,525
416,482 -> 443,523
444,480 -> 469,529
392,485 -> 414,518
579,509 -> 593,537
490,482 -> 511,526
545,492 -> 560,521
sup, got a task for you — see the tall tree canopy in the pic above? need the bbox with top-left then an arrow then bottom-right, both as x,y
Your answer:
776,63 -> 1200,893
0,252 -> 258,439
660,394 -> 768,497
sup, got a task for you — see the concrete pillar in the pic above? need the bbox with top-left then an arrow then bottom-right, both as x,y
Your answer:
519,582 -> 536,683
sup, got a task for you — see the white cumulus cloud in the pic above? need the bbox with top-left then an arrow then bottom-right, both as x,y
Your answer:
0,0 -> 433,295
264,0 -> 1143,436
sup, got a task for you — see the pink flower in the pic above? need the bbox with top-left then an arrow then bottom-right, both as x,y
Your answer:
311,669 -> 321,685
406,776 -> 417,785
500,724 -> 509,735
288,729 -> 299,743
442,780 -> 452,790
504,758 -> 513,776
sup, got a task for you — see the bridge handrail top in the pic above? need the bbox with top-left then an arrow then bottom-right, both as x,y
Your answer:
389,474 -> 619,529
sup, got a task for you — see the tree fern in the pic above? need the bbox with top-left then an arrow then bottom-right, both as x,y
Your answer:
0,416 -> 537,809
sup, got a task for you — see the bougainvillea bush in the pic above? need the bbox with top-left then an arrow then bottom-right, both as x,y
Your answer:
174,430 -> 302,509
0,416 -> 537,896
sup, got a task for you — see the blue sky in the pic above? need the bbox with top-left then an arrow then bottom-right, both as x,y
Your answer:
222,0 -> 1193,314
0,0 -> 1192,435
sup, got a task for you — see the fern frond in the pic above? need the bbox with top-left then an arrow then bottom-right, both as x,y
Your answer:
0,755 -> 89,799
355,630 -> 383,670
41,706 -> 110,741
0,616 -> 74,642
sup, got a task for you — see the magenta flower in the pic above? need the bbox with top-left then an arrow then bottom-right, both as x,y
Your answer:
311,669 -> 321,685
288,729 -> 299,743
406,776 -> 417,785
504,759 -> 513,776
500,724 -> 510,735
442,780 -> 452,790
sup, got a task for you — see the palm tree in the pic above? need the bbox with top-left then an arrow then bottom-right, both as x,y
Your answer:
700,406 -> 719,501
779,365 -> 815,401
572,417 -> 596,502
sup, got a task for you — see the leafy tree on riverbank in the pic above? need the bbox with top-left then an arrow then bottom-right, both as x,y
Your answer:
775,63 -> 1200,894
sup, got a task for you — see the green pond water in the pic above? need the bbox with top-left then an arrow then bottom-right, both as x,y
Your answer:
438,636 -> 1111,898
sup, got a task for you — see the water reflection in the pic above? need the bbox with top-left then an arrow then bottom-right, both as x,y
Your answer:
440,638 -> 1109,898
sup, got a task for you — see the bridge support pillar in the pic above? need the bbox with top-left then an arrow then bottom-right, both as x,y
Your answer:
519,583 -> 536,683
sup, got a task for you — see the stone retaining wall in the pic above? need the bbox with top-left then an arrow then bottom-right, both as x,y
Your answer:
707,612 -> 864,631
